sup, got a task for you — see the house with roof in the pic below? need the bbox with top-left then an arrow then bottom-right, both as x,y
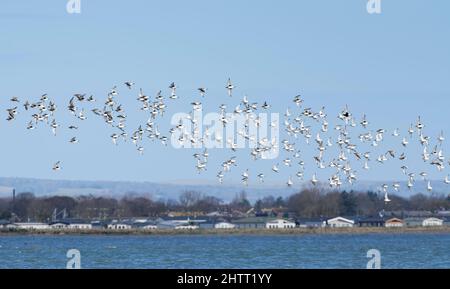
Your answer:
358,217 -> 385,227
11,222 -> 51,230
107,220 -> 133,230
326,217 -> 355,228
49,221 -> 69,229
133,221 -> 158,230
265,219 -> 296,229
50,219 -> 93,230
422,217 -> 444,227
385,218 -> 404,228
68,221 -> 92,230
174,224 -> 199,230
0,220 -> 11,229
232,217 -> 274,229
404,217 -> 424,227
157,217 -> 204,229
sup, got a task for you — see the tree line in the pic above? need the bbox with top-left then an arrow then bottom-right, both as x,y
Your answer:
0,187 -> 449,222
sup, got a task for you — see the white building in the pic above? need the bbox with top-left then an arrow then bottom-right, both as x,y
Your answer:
50,222 -> 68,229
141,224 -> 158,230
265,219 -> 296,229
214,222 -> 236,229
385,218 -> 404,228
50,221 -> 92,230
13,223 -> 50,230
422,217 -> 444,227
326,217 -> 354,228
157,218 -> 204,229
174,224 -> 199,230
68,223 -> 92,230
107,223 -> 132,230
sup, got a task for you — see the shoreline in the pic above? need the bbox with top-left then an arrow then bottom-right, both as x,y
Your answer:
1,226 -> 450,236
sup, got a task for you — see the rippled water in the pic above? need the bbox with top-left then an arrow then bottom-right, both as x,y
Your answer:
0,233 -> 449,269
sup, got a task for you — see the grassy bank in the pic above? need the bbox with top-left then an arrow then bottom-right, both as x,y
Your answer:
1,226 -> 450,236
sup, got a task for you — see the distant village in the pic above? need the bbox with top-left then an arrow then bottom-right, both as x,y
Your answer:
1,188 -> 450,231
2,213 -> 450,232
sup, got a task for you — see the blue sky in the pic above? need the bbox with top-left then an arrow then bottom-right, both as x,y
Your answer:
1,0 -> 449,186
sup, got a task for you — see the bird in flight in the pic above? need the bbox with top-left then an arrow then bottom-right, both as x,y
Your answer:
2,78 -> 449,206
52,161 -> 61,171
226,78 -> 235,97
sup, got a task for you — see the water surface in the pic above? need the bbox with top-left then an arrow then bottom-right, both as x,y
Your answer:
0,233 -> 448,269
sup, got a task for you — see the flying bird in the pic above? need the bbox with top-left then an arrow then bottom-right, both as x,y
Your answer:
225,78 -> 234,97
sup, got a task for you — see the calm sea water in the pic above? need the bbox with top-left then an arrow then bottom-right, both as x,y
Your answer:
0,233 -> 449,269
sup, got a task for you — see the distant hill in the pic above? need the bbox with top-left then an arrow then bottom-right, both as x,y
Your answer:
0,177 -> 447,202
0,177 -> 297,202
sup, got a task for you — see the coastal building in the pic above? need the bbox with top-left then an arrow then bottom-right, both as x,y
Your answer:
157,217 -> 204,229
107,221 -> 133,230
422,217 -> 444,227
0,220 -> 11,229
232,217 -> 274,229
132,218 -> 149,223
5,223 -> 18,229
68,222 -> 92,230
49,222 -> 69,229
12,222 -> 50,230
133,221 -> 158,230
358,217 -> 385,227
50,220 -> 93,230
157,220 -> 180,229
404,218 -> 424,227
174,224 -> 199,230
385,218 -> 404,228
214,222 -> 236,229
91,220 -> 108,229
326,217 -> 355,228
296,218 -> 326,228
265,219 -> 296,229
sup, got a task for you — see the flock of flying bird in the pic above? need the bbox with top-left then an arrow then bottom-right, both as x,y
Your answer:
4,78 -> 450,203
